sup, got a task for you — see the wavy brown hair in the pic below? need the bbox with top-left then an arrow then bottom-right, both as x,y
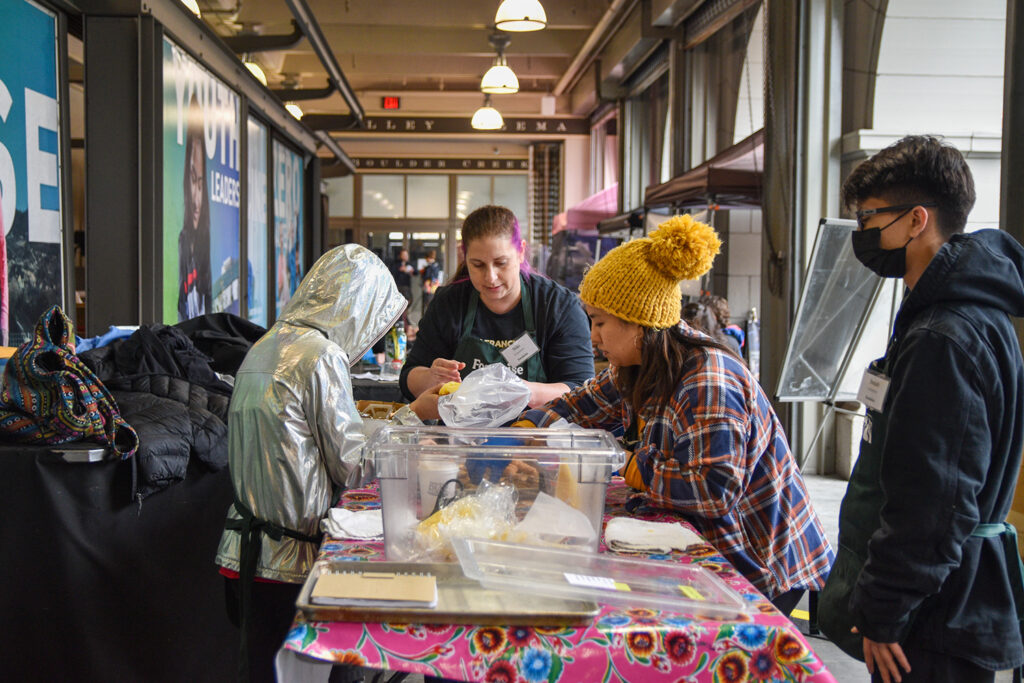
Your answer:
617,325 -> 735,418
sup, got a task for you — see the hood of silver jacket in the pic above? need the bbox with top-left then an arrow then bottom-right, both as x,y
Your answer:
215,244 -> 408,583
279,243 -> 407,362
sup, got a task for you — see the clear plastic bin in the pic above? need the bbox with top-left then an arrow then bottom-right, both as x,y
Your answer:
453,537 -> 751,619
369,425 -> 625,561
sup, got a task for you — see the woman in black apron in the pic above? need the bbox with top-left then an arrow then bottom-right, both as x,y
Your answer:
401,205 -> 594,407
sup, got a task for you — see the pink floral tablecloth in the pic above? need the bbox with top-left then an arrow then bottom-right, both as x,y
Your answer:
283,480 -> 836,683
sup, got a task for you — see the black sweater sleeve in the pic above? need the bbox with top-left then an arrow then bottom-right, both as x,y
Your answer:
398,282 -> 465,399
531,277 -> 594,389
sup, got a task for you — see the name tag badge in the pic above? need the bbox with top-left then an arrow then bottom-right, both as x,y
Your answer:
501,333 -> 540,368
857,369 -> 890,412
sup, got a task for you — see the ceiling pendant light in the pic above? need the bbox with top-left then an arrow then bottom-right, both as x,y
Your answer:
471,95 -> 504,130
285,103 -> 304,120
179,0 -> 201,18
480,34 -> 519,94
495,0 -> 547,32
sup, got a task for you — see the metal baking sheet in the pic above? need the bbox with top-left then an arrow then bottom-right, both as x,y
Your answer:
296,560 -> 599,626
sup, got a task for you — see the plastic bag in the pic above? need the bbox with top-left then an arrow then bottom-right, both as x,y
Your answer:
437,363 -> 531,428
413,480 -> 517,561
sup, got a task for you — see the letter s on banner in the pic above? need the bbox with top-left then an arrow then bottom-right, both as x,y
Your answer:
0,78 -> 16,237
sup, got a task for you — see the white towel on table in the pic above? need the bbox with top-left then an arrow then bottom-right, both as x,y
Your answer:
320,508 -> 383,540
604,517 -> 703,554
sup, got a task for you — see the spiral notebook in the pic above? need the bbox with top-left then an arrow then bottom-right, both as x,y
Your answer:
311,570 -> 438,608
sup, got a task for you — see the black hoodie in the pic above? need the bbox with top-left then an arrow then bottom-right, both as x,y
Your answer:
829,229 -> 1024,670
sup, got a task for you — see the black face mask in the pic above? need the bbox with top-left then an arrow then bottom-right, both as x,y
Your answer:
850,208 -> 914,278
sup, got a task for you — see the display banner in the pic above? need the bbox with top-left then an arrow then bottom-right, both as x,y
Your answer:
162,36 -> 240,323
273,139 -> 303,317
0,0 -> 65,346
247,117 -> 268,327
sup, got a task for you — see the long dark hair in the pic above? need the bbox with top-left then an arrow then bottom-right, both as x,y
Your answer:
182,94 -> 210,238
616,325 -> 735,419
452,205 -> 533,282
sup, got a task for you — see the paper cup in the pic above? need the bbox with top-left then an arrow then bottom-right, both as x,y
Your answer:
418,459 -> 459,517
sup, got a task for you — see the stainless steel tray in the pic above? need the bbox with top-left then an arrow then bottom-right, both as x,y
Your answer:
296,560 -> 599,626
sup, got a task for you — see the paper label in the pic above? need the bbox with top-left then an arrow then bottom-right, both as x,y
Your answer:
564,572 -> 630,592
857,369 -> 890,412
501,333 -> 540,368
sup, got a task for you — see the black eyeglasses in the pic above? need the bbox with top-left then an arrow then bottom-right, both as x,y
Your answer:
855,203 -> 936,229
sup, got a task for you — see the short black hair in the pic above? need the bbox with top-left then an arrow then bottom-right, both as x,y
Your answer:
841,135 -> 976,238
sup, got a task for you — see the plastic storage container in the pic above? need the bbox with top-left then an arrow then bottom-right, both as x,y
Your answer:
453,537 -> 751,619
370,425 -> 625,561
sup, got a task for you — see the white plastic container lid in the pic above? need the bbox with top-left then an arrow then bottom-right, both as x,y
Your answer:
453,537 -> 751,619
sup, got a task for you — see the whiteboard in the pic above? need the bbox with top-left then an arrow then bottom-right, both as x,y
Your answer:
776,218 -> 898,402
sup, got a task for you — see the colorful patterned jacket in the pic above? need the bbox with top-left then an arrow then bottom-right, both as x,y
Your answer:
524,332 -> 833,598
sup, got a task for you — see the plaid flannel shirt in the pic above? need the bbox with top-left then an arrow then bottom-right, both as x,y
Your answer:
524,335 -> 834,598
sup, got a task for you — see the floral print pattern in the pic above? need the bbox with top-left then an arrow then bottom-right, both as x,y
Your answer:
283,481 -> 837,682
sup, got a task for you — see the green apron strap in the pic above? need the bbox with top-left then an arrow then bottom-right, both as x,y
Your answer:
461,289 -> 480,341
972,521 -> 1024,681
520,274 -> 535,333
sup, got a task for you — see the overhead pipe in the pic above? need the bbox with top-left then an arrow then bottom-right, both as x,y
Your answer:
283,0 -> 365,127
223,20 -> 304,52
315,131 -> 357,175
553,0 -> 636,96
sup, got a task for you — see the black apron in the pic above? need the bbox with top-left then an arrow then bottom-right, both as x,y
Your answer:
225,497 -> 322,682
453,275 -> 547,383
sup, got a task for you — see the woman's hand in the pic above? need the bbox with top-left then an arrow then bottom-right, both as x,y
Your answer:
427,358 -> 465,386
409,383 -> 443,421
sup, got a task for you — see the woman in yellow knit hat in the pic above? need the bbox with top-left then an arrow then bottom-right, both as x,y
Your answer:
518,215 -> 834,613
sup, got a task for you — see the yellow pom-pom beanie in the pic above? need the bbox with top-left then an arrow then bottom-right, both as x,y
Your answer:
579,214 -> 721,328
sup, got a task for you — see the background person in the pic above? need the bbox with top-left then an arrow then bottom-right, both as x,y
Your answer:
389,247 -> 415,305
517,215 -> 834,611
215,244 -> 440,683
177,93 -> 212,322
420,249 -> 442,316
400,205 -> 594,408
819,135 -> 1024,683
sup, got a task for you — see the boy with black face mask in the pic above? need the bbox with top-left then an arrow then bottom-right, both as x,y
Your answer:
820,135 -> 1024,683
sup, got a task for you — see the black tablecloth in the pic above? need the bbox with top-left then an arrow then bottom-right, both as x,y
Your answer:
0,445 -> 238,682
351,377 -> 404,403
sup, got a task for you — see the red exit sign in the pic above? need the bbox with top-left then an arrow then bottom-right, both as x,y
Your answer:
381,96 -> 401,110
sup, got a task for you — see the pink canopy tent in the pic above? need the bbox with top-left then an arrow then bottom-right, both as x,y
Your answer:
552,183 -> 618,235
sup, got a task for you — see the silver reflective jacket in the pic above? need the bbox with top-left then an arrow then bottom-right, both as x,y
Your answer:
216,244 -> 413,583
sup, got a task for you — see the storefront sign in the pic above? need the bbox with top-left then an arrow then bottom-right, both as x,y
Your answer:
247,117 -> 268,327
305,114 -> 589,136
0,0 -> 64,346
353,157 -> 529,171
162,36 -> 241,323
273,139 -> 304,317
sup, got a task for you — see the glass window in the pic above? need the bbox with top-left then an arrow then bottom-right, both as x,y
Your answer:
323,176 -> 354,217
406,175 -> 449,218
362,175 -> 404,218
493,175 -> 528,228
455,175 -> 491,219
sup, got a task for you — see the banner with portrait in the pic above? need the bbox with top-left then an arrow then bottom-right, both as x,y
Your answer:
0,0 -> 65,346
247,117 -> 268,327
273,139 -> 304,317
162,36 -> 240,323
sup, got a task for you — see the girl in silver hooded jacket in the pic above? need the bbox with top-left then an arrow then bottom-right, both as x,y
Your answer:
216,244 -> 439,682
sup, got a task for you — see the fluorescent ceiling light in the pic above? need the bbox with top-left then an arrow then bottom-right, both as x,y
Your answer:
244,62 -> 268,86
285,103 -> 304,119
179,0 -> 201,17
471,95 -> 504,130
495,0 -> 547,32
